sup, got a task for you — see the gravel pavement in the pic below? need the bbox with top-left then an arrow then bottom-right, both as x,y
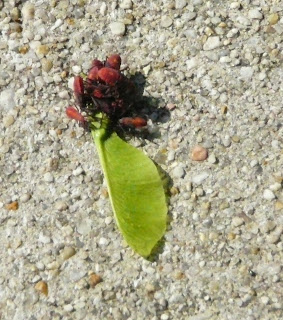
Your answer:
0,0 -> 282,319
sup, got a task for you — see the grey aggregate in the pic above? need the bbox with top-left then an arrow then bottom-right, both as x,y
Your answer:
0,0 -> 282,319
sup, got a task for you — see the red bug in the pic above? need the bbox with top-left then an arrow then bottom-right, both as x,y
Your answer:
105,54 -> 121,70
88,67 -> 101,81
119,117 -> 147,129
66,106 -> 86,123
98,67 -> 121,86
73,76 -> 84,95
93,88 -> 105,98
73,76 -> 84,106
91,59 -> 104,69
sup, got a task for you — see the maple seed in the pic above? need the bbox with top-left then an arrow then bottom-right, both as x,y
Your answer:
105,54 -> 121,70
98,67 -> 121,86
66,106 -> 86,123
120,117 -> 147,128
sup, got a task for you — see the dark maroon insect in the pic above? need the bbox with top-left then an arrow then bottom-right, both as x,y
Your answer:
87,67 -> 100,81
66,54 -> 145,133
66,106 -> 86,123
97,67 -> 121,86
91,59 -> 104,69
73,76 -> 84,107
105,54 -> 121,70
120,117 -> 147,129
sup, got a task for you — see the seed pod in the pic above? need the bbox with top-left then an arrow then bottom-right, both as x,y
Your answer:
105,54 -> 121,70
120,117 -> 147,128
98,67 -> 121,86
66,106 -> 86,123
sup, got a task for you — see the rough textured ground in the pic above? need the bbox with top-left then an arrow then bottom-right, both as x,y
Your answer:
0,0 -> 282,319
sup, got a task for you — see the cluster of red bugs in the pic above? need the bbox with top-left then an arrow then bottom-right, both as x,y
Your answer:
66,54 -> 147,130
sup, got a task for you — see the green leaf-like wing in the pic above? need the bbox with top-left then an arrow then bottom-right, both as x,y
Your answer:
91,124 -> 167,257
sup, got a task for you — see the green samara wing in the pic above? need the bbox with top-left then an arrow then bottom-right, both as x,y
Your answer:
92,125 -> 167,257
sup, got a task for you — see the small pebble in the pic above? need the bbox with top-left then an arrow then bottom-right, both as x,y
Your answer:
145,283 -> 156,293
172,166 -> 185,179
36,45 -> 49,56
161,16 -> 173,28
72,65 -> 81,74
55,200 -> 68,211
120,0 -> 133,9
10,7 -> 20,21
22,3 -> 35,22
64,304 -> 74,312
260,296 -> 269,305
250,160 -> 258,167
207,153 -> 217,164
170,186 -> 179,196
266,226 -> 283,244
77,218 -> 92,235
263,189 -> 275,200
222,137 -> 231,147
0,89 -> 15,110
185,12 -> 197,21
166,103 -> 176,110
269,183 -> 281,191
51,19 -> 63,31
231,135 -> 240,143
195,187 -> 204,196
100,2 -> 107,15
248,9 -> 263,20
230,2 -> 241,9
227,232 -> 236,240
34,281 -> 48,296
192,172 -> 209,185
203,36 -> 221,51
5,201 -> 19,211
167,150 -> 175,161
41,59 -> 53,72
260,221 -> 276,234
43,172 -> 54,183
62,225 -> 74,236
109,22 -> 126,36
20,193 -> 31,203
143,65 -> 151,76
175,0 -> 187,9
53,74 -> 62,83
38,233 -> 51,244
3,115 -> 15,128
89,273 -> 102,288
58,90 -> 69,99
232,217 -> 245,227
105,217 -> 112,225
240,67 -> 254,81
268,13 -> 279,25
73,166 -> 83,176
274,201 -> 283,211
191,145 -> 208,161
99,237 -> 109,246
61,247 -> 76,261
